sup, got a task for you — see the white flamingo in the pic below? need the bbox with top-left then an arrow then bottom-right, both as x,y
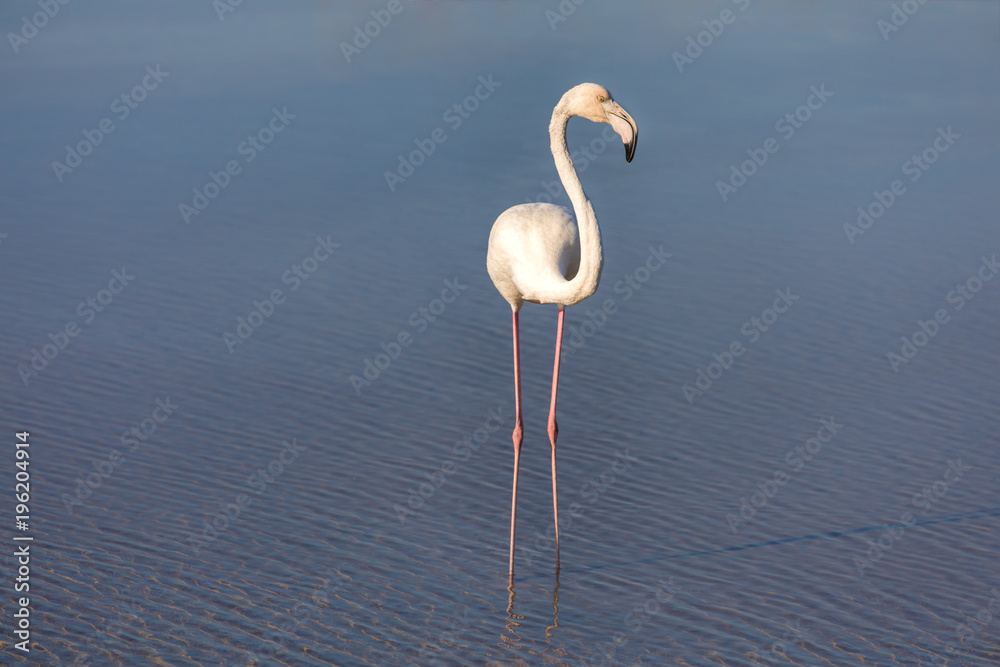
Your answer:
486,83 -> 637,578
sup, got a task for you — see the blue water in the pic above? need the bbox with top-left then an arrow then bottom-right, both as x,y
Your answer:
2,1 -> 999,664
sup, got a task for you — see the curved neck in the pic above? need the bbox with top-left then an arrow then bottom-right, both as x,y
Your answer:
549,109 -> 603,306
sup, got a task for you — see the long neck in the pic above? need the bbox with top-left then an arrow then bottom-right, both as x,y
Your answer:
548,108 -> 603,306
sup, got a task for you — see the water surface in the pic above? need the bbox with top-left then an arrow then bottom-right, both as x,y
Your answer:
1,1 -> 999,664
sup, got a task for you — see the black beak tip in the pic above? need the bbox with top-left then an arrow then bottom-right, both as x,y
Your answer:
625,142 -> 636,163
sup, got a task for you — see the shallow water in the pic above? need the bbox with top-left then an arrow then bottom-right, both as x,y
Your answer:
2,1 -> 999,665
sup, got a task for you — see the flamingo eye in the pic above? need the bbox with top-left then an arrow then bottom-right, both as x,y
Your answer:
597,95 -> 606,103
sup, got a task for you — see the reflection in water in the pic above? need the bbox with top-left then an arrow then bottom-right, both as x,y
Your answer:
497,575 -> 565,666
545,568 -> 560,641
502,582 -> 524,652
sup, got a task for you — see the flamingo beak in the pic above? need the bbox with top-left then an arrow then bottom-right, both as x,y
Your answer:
603,100 -> 637,163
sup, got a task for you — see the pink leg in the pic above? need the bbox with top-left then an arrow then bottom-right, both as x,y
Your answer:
509,310 -> 524,580
548,308 -> 565,567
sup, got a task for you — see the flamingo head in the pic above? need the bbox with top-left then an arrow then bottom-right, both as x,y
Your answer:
560,83 -> 638,163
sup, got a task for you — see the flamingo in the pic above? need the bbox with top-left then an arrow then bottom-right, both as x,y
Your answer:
486,83 -> 637,578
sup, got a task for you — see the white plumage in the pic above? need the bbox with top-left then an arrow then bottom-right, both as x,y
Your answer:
486,82 -> 637,579
487,202 -> 581,308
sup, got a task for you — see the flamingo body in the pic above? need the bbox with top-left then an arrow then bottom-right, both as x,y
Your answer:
486,83 -> 637,580
487,203 -> 582,310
